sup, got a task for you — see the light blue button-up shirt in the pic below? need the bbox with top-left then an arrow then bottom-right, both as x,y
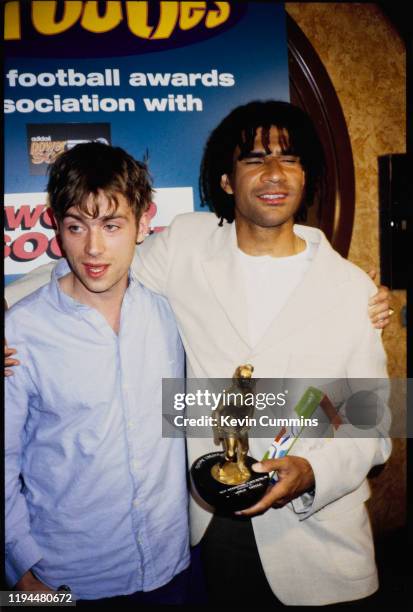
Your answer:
5,260 -> 190,600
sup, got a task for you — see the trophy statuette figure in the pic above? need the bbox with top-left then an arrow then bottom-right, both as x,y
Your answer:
190,364 -> 269,512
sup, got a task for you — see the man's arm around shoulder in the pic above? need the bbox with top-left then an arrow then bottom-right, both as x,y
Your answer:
5,261 -> 57,308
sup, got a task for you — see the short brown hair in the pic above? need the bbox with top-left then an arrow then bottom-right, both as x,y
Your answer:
47,142 -> 153,223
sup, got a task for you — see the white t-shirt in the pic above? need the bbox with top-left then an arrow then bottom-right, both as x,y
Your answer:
237,236 -> 317,347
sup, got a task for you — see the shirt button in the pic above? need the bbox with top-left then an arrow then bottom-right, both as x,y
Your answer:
133,499 -> 139,507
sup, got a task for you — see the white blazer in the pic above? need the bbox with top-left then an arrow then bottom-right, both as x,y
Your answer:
135,213 -> 391,605
5,212 -> 391,605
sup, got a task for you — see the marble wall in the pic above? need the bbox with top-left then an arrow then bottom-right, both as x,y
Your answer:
286,2 -> 406,534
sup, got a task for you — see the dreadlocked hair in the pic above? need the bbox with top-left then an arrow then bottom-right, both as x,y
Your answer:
200,100 -> 325,224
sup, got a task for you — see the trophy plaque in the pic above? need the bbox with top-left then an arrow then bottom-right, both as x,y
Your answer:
190,365 -> 269,512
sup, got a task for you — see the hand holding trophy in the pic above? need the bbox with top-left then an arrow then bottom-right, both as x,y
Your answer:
191,364 -> 269,512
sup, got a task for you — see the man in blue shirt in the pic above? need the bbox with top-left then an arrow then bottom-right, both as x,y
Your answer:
5,143 -> 190,603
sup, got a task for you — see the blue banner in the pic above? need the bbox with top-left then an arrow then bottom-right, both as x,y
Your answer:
4,1 -> 289,282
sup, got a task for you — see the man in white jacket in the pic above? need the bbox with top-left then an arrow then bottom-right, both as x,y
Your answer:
135,101 -> 391,606
5,101 -> 391,606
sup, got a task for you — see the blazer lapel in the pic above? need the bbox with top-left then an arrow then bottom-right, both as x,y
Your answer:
201,222 -> 252,349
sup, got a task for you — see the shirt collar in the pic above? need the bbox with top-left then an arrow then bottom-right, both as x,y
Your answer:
49,258 -> 140,314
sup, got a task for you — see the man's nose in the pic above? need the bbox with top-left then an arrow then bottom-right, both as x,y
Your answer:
85,229 -> 104,256
260,157 -> 285,182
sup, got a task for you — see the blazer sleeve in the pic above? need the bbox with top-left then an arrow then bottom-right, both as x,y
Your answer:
291,321 -> 391,519
5,262 -> 57,308
132,226 -> 172,296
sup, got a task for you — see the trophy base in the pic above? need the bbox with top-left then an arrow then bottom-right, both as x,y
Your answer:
190,452 -> 269,513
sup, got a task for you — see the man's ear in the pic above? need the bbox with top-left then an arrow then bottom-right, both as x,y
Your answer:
220,174 -> 234,195
54,224 -> 65,256
137,210 -> 150,243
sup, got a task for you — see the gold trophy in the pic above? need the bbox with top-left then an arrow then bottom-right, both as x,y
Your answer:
191,365 -> 269,512
211,364 -> 256,485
